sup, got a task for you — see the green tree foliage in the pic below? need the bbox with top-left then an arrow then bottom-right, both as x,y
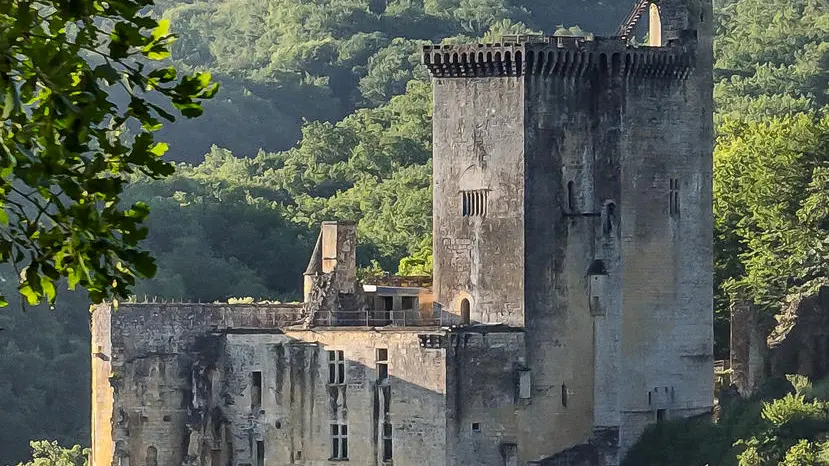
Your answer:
0,0 -> 217,305
2,0 -> 827,463
0,285 -> 90,464
714,114 -> 829,316
122,79 -> 433,299
13,440 -> 88,466
148,0 -> 628,162
624,376 -> 829,466
714,0 -> 828,119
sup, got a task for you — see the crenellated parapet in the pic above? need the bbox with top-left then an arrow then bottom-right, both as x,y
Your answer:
423,42 -> 526,78
422,36 -> 695,80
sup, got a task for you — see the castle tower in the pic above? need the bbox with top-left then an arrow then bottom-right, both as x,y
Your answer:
426,0 -> 713,460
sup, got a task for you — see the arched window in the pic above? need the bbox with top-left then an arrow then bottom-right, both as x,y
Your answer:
649,2 -> 663,46
460,298 -> 471,324
145,446 -> 158,466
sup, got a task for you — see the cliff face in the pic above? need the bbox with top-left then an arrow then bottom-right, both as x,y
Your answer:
768,284 -> 829,381
730,283 -> 829,397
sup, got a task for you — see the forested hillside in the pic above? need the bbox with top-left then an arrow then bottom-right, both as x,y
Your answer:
150,0 -> 630,162
1,0 -> 827,463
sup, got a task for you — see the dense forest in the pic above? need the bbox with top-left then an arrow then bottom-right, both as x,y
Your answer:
1,0 -> 827,463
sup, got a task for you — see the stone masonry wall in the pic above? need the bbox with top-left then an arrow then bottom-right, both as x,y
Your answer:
90,303 -> 304,466
218,329 -> 448,466
431,76 -> 526,327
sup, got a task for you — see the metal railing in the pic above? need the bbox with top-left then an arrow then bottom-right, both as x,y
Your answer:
312,308 -> 444,327
362,275 -> 432,289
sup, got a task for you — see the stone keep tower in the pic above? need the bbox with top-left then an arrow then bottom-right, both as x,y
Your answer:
426,0 -> 714,456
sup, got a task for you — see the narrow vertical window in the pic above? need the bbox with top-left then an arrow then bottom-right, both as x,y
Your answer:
328,350 -> 345,385
382,417 -> 393,462
378,349 -> 393,463
251,371 -> 262,410
669,178 -> 680,216
604,202 -> 616,234
461,190 -> 487,217
376,348 -> 389,383
460,298 -> 471,324
567,181 -> 575,212
657,409 -> 667,423
561,384 -> 568,407
331,423 -> 349,459
256,440 -> 265,466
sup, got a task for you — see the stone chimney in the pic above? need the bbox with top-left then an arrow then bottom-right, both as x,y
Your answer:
303,221 -> 357,302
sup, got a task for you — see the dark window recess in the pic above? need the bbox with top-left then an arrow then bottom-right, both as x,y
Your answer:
331,423 -> 348,459
295,451 -> 302,461
146,446 -> 158,466
605,202 -> 616,234
669,178 -> 680,216
471,422 -> 481,432
377,348 -> 389,382
418,334 -> 445,349
561,384 -> 568,408
256,440 -> 264,466
382,296 -> 394,311
328,350 -> 346,385
381,382 -> 393,462
401,296 -> 416,310
383,435 -> 393,462
461,190 -> 488,217
657,409 -> 667,423
461,298 -> 471,324
251,371 -> 262,410
567,180 -> 576,212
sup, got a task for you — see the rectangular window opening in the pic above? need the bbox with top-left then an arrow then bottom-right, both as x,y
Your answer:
656,408 -> 667,423
377,348 -> 389,382
256,440 -> 264,466
330,423 -> 349,459
251,371 -> 262,410
401,296 -> 416,310
669,178 -> 680,216
328,350 -> 346,385
461,190 -> 488,218
471,422 -> 481,432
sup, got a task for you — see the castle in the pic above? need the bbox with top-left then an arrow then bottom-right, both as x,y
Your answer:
90,1 -> 714,464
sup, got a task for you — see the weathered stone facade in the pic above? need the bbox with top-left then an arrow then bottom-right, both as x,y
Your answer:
91,1 -> 714,465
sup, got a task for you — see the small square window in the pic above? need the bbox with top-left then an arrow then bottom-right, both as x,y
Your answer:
471,422 -> 481,432
461,190 -> 488,217
401,296 -> 416,310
